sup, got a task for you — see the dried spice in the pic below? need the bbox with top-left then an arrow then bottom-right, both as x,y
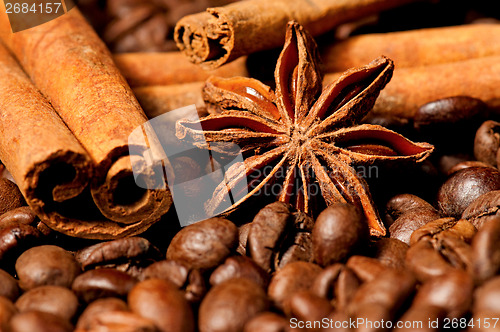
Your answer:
177,21 -> 433,236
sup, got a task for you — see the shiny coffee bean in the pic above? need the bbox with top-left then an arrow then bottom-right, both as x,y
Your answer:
76,237 -> 162,270
184,268 -> 207,303
437,167 -> 500,218
209,255 -> 269,289
288,290 -> 333,323
0,224 -> 40,264
346,255 -> 388,282
473,276 -> 500,314
72,268 -> 138,303
82,310 -> 158,332
413,270 -> 474,319
128,278 -> 194,332
389,208 -> 439,244
0,296 -> 17,328
312,203 -> 368,266
0,178 -> 25,216
335,267 -> 361,310
0,206 -> 36,229
463,190 -> 500,229
385,193 -> 436,225
370,238 -> 409,269
409,217 -> 476,245
199,278 -> 269,332
0,268 -> 19,301
15,245 -> 81,290
76,297 -> 128,330
9,311 -> 73,332
15,285 -> 79,321
141,260 -> 189,287
474,120 -> 500,167
310,263 -> 343,299
166,217 -> 238,270
243,312 -> 291,332
447,161 -> 496,176
267,261 -> 322,311
470,216 -> 500,283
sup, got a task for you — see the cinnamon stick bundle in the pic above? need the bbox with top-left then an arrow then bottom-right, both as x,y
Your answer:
320,24 -> 500,73
113,52 -> 249,87
325,56 -> 500,124
0,8 -> 172,239
174,0 -> 421,69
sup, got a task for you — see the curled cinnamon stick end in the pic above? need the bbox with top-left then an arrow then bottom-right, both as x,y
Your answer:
174,0 -> 421,70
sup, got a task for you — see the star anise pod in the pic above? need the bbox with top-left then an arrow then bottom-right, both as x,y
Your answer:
176,21 -> 433,236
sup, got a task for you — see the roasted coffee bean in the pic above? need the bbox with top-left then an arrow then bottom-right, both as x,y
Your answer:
0,206 -> 36,229
76,297 -> 128,330
237,223 -> 252,256
437,153 -> 473,176
463,190 -> 500,229
335,267 -> 361,310
394,305 -> 445,332
0,296 -> 17,328
412,270 -> 474,319
128,278 -> 194,332
81,310 -> 159,332
447,161 -> 496,175
312,203 -> 368,266
15,245 -> 81,290
15,285 -> 79,321
0,224 -> 40,265
184,268 -> 206,303
9,311 -> 73,332
166,217 -> 238,270
346,255 -> 388,283
267,261 -> 322,311
209,255 -> 269,288
473,276 -> 500,314
370,238 -> 409,269
406,237 -> 457,283
474,120 -> 500,167
0,268 -> 19,301
247,202 -> 314,273
437,167 -> 500,218
385,193 -> 436,225
141,260 -> 189,287
310,263 -> 343,299
72,268 -> 138,303
470,216 -> 500,283
287,290 -> 333,323
409,217 -> 476,245
199,278 -> 269,332
389,208 -> 439,245
243,312 -> 291,332
0,178 -> 25,216
76,237 -> 162,270
436,232 -> 473,270
348,269 -> 416,317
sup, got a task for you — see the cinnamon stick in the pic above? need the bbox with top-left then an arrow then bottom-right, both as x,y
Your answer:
325,56 -> 500,125
174,0 -> 421,69
0,8 -> 172,239
320,24 -> 500,72
113,52 -> 249,87
0,42 -> 92,232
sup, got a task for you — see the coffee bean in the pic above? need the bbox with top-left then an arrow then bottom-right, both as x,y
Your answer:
406,238 -> 457,283
0,268 -> 19,301
76,297 -> 128,330
0,224 -> 40,266
409,217 -> 476,245
209,255 -> 269,288
470,216 -> 500,283
310,263 -> 343,299
370,238 -> 409,269
199,278 -> 269,332
0,206 -> 36,230
312,203 -> 368,266
166,217 -> 238,270
9,311 -> 73,332
437,167 -> 500,218
413,270 -> 474,319
15,285 -> 79,321
72,268 -> 138,303
474,120 -> 500,167
237,222 -> 252,256
0,296 -> 17,328
267,261 -> 322,311
15,245 -> 81,290
385,193 -> 436,225
128,278 -> 194,332
473,276 -> 500,314
83,310 -> 159,332
389,208 -> 439,245
462,190 -> 500,229
346,255 -> 388,283
287,290 -> 333,322
76,237 -> 162,270
0,178 -> 25,216
243,312 -> 291,332
184,268 -> 207,303
447,161 -> 496,176
321,310 -> 352,332
335,267 -> 361,311
141,260 -> 189,287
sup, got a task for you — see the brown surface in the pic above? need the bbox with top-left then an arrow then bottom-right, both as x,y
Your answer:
0,7 -> 172,239
174,0 -> 421,69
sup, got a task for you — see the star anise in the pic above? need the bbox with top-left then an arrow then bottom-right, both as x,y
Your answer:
176,21 -> 433,236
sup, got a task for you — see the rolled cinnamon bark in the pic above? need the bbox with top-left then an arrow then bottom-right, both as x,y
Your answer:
320,24 -> 500,72
0,8 -> 172,239
325,56 -> 500,124
174,0 -> 421,69
114,52 -> 249,87
0,42 -> 92,232
133,83 -> 206,119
